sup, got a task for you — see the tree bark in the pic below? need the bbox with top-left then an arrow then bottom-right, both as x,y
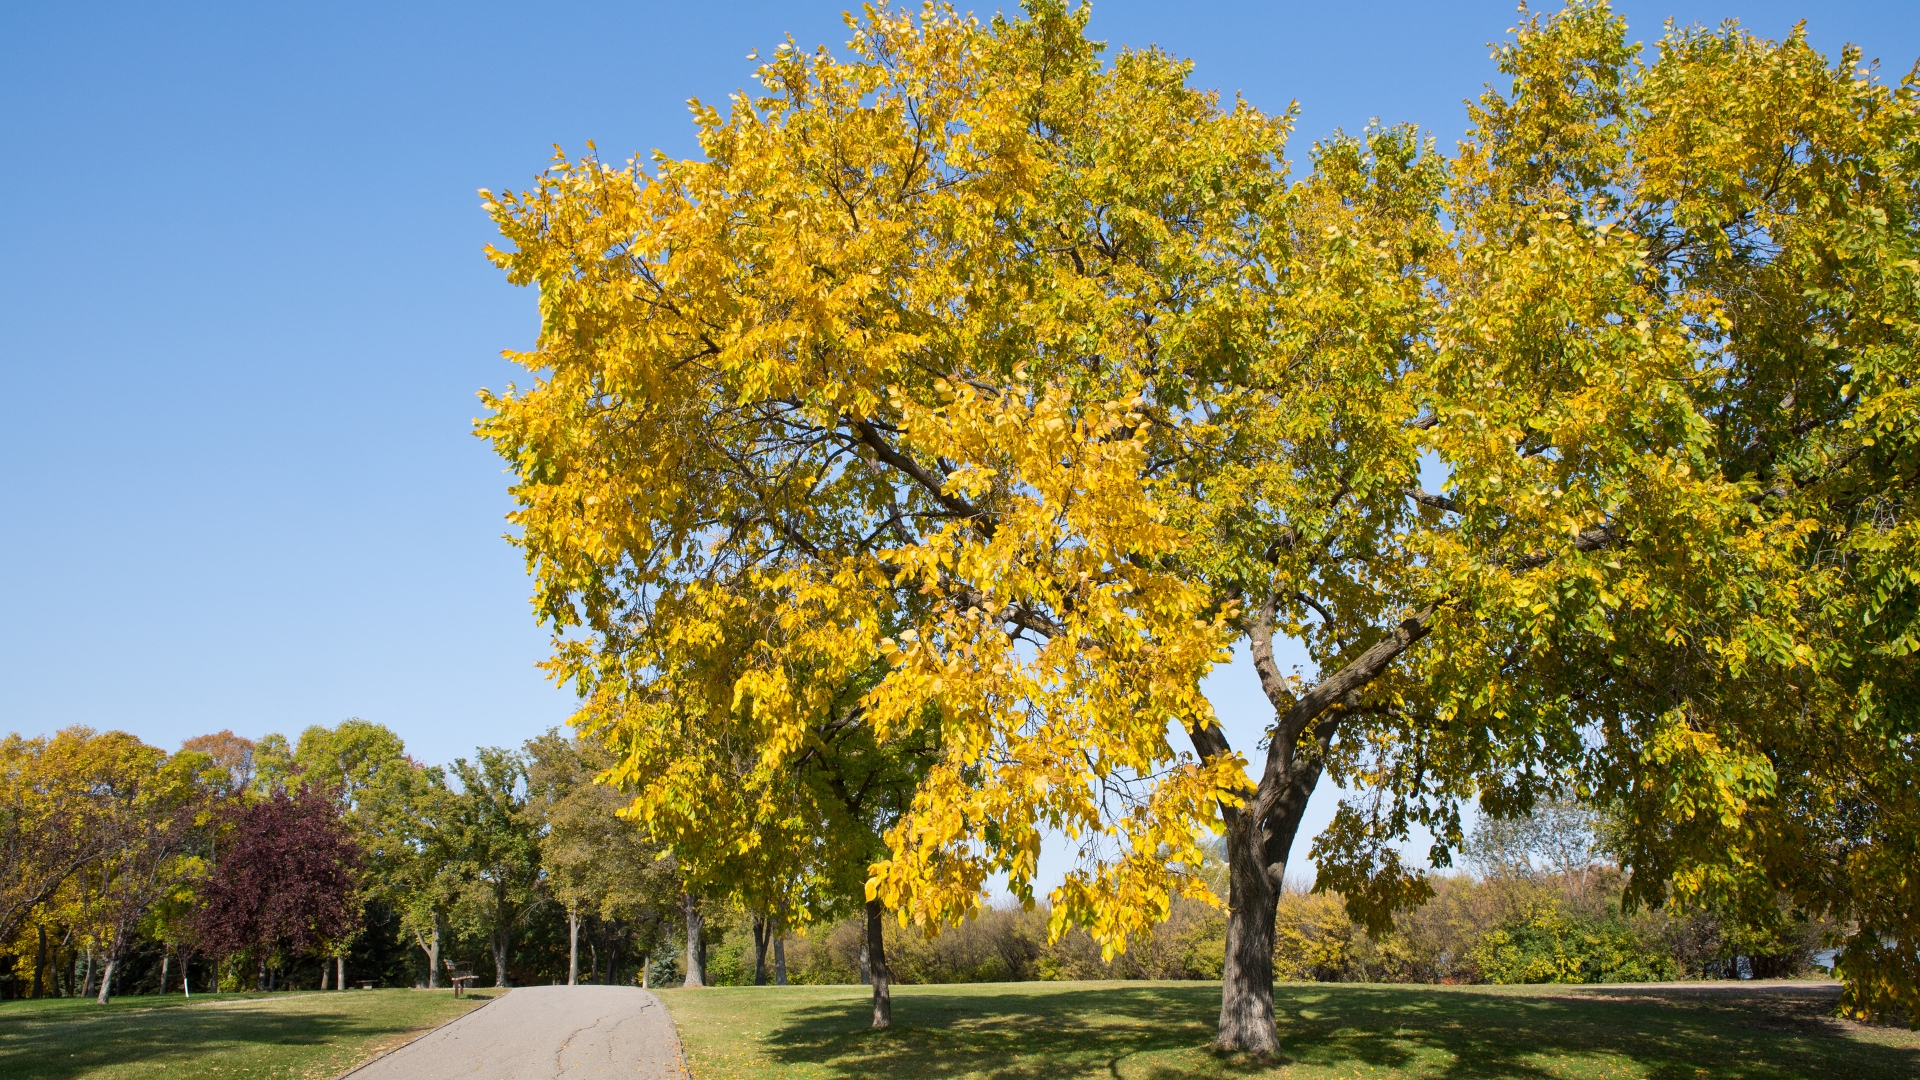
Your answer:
752,914 -> 771,986
336,956 -> 345,991
80,946 -> 94,998
858,941 -> 870,985
428,916 -> 443,989
774,926 -> 787,986
865,898 -> 892,1028
568,904 -> 580,986
321,960 -> 330,990
681,893 -> 705,987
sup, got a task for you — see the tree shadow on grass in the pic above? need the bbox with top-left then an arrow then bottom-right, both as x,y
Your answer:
751,983 -> 1920,1080
0,995 -> 427,1080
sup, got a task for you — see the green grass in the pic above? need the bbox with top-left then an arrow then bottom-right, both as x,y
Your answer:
657,979 -> 1920,1080
0,988 -> 492,1080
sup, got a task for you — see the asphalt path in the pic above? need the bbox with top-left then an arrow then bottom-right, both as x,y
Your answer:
348,985 -> 686,1080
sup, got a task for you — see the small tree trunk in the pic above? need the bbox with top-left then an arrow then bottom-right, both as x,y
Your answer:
492,927 -> 511,988
774,931 -> 787,986
752,914 -> 771,986
161,954 -> 171,995
858,941 -> 870,985
641,953 -> 649,989
681,893 -> 705,987
256,956 -> 267,992
336,956 -> 345,991
865,898 -> 891,1029
80,946 -> 95,999
32,925 -> 47,999
321,961 -> 330,990
95,951 -> 117,1005
428,915 -> 444,989
568,905 -> 580,986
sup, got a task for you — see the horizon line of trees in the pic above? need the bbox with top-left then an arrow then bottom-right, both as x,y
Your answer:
5,719 -> 1821,1003
0,720 -> 692,1001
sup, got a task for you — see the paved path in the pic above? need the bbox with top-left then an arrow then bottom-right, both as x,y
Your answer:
349,986 -> 686,1080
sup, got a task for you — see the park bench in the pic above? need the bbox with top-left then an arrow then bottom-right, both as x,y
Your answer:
442,959 -> 479,998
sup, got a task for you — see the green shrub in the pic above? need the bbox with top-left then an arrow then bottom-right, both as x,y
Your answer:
1470,900 -> 1677,984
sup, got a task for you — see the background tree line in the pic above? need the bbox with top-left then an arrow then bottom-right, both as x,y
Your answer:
7,717 -> 1816,1003
0,721 -> 693,1000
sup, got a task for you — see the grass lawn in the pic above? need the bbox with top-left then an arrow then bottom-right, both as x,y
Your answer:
658,979 -> 1920,1080
0,988 -> 493,1080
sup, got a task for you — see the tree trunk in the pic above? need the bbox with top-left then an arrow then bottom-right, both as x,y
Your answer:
610,945 -> 621,987
492,927 -> 511,988
321,960 -> 330,990
429,915 -> 444,989
641,952 -> 649,989
774,930 -> 787,986
95,950 -> 116,1005
865,898 -> 891,1029
336,956 -> 345,991
681,893 -> 704,987
1216,809 -> 1280,1055
858,941 -> 870,985
160,954 -> 170,995
1213,755 -> 1322,1055
752,914 -> 771,986
32,924 -> 47,999
80,946 -> 94,999
568,905 -> 580,986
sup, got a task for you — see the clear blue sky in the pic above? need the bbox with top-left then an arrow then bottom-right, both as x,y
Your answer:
3,2 -> 1914,823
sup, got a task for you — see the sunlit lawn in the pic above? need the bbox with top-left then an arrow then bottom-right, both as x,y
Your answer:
659,979 -> 1920,1080
0,988 -> 491,1080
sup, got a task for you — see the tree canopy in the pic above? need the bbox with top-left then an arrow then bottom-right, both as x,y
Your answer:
482,0 -> 1918,1046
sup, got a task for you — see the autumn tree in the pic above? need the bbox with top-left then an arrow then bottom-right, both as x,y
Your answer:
0,729 -> 129,947
179,731 -> 256,797
483,0 -> 1919,1046
86,744 -> 218,1003
193,789 -> 363,987
577,585 -> 936,1019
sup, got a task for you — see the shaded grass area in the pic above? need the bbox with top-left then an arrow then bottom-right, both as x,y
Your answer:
0,989 -> 491,1080
658,979 -> 1920,1080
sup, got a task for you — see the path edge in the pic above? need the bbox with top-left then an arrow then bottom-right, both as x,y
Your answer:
650,989 -> 694,1079
329,989 -> 508,1080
